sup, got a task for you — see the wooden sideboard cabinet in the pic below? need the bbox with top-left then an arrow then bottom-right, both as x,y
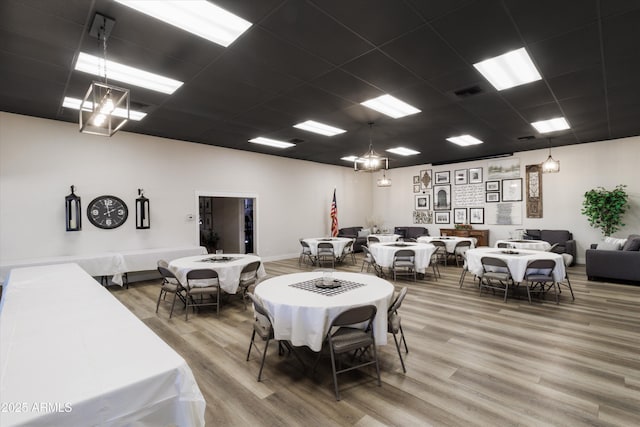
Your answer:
440,228 -> 490,247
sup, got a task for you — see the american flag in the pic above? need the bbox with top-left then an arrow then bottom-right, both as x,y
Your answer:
330,189 -> 339,237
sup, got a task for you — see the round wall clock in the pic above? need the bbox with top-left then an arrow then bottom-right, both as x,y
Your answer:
87,195 -> 128,229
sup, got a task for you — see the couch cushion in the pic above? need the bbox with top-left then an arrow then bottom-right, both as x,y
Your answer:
603,236 -> 627,249
357,228 -> 371,238
597,241 -> 621,251
622,236 -> 640,251
540,230 -> 572,244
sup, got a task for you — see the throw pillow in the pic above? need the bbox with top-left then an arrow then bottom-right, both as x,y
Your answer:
622,237 -> 640,251
357,229 -> 370,238
596,241 -> 621,251
603,236 -> 627,249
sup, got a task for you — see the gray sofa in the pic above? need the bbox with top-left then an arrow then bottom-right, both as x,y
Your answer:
394,227 -> 430,240
337,226 -> 366,252
524,229 -> 577,265
586,234 -> 640,282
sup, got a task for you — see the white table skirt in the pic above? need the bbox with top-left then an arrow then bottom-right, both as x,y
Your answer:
302,237 -> 352,257
254,272 -> 394,352
417,236 -> 476,253
0,263 -> 205,427
369,234 -> 401,243
169,254 -> 266,294
121,246 -> 207,272
465,247 -> 565,283
0,253 -> 127,286
495,239 -> 552,251
369,242 -> 436,274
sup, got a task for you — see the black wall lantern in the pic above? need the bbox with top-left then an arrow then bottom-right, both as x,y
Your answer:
65,185 -> 82,231
136,188 -> 150,229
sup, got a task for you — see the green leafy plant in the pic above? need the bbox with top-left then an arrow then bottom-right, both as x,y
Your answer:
581,185 -> 629,236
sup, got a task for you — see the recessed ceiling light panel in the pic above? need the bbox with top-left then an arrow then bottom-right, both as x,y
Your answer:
293,120 -> 346,136
113,0 -> 252,47
360,94 -> 421,119
75,52 -> 183,94
531,117 -> 570,134
446,135 -> 484,146
62,97 -> 147,121
386,147 -> 420,156
341,156 -> 364,163
249,137 -> 295,149
473,47 -> 541,91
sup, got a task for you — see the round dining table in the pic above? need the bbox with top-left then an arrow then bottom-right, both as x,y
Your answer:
254,271 -> 394,352
169,253 -> 266,294
368,233 -> 401,243
417,236 -> 476,253
302,237 -> 353,256
495,239 -> 552,251
465,247 -> 565,283
368,242 -> 436,274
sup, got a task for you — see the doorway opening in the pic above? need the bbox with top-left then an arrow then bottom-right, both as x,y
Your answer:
199,195 -> 255,254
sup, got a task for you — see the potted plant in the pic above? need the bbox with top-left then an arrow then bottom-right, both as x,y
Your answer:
581,184 -> 629,236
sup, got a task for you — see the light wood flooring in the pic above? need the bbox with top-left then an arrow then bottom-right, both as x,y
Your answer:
110,254 -> 640,426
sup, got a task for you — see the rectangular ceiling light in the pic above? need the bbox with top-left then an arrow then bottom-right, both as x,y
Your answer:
75,52 -> 183,94
386,147 -> 420,156
447,135 -> 484,146
531,117 -> 570,133
293,120 -> 346,136
360,94 -> 421,118
113,0 -> 252,47
473,47 -> 541,91
62,97 -> 147,121
341,156 -> 364,163
249,137 -> 295,149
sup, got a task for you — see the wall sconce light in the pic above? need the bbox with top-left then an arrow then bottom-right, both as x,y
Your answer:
65,185 -> 82,231
136,188 -> 150,229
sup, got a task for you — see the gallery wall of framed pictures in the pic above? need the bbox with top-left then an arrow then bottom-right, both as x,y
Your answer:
411,159 -> 523,227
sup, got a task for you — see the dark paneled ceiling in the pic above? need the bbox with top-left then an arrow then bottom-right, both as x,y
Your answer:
1,0 -> 639,168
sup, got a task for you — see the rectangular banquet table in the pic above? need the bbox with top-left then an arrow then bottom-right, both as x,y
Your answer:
0,263 -> 206,427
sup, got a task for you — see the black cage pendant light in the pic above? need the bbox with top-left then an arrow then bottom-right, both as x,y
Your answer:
541,138 -> 560,173
79,13 -> 130,137
354,122 -> 389,172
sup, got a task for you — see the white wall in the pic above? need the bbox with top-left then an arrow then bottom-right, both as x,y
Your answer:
373,136 -> 640,263
0,112 -> 371,262
2,112 -> 639,265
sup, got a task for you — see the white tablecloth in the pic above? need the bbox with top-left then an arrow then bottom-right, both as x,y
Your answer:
302,237 -> 353,256
254,272 -> 394,352
120,246 -> 207,272
465,247 -> 565,283
369,242 -> 436,274
495,239 -> 552,251
0,263 -> 205,427
369,234 -> 401,243
417,236 -> 476,253
0,252 -> 127,286
169,254 -> 266,294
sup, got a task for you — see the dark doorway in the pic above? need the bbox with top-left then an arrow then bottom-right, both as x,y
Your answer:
199,196 -> 255,254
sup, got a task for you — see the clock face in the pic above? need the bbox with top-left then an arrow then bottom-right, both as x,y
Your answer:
87,195 -> 128,229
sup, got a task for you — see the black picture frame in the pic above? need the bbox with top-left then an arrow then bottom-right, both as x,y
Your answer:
420,169 -> 432,190
485,192 -> 500,203
434,171 -> 450,184
413,175 -> 420,184
502,178 -> 523,202
454,169 -> 468,185
485,180 -> 500,191
435,211 -> 450,224
432,184 -> 451,210
453,208 -> 467,224
469,207 -> 484,224
469,167 -> 483,184
414,194 -> 430,210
